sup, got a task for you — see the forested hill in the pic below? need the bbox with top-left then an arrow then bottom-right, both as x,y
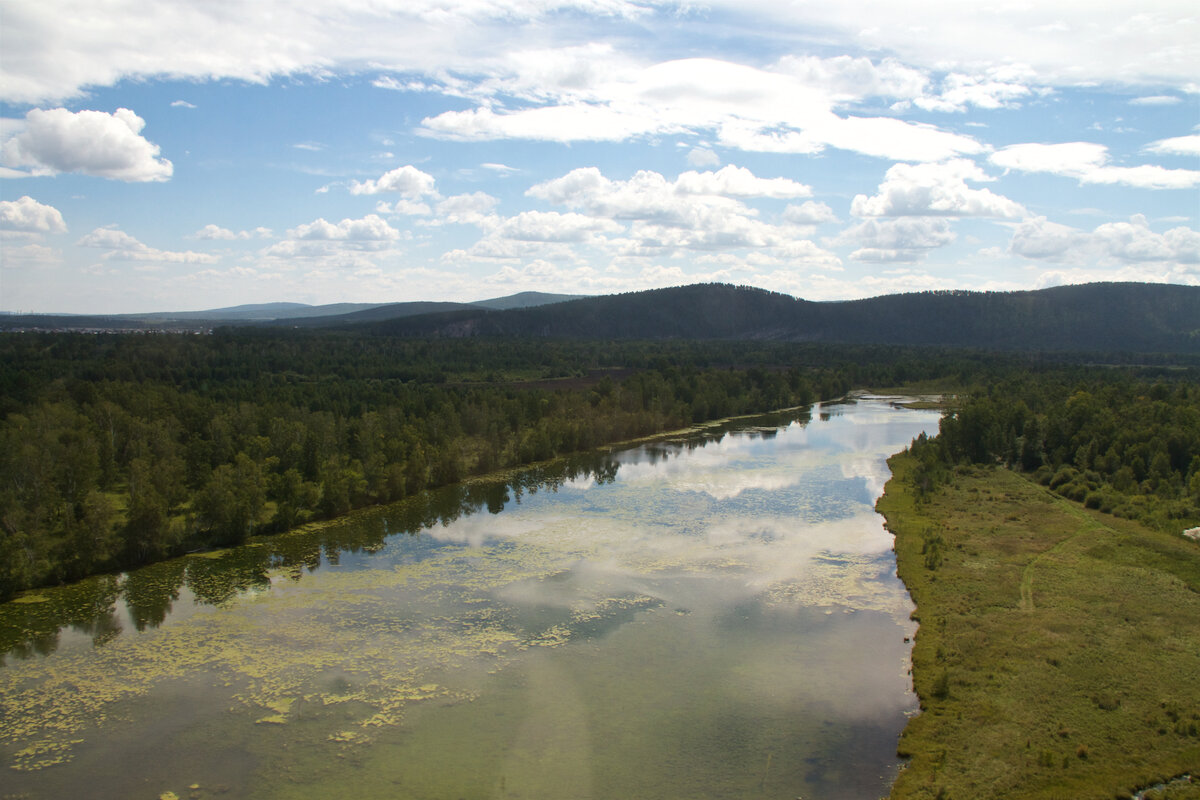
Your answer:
361,282 -> 1200,353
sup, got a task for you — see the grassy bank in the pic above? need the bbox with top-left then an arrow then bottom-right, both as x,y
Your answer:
877,454 -> 1200,800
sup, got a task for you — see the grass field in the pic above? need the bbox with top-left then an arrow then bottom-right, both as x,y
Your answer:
877,455 -> 1200,800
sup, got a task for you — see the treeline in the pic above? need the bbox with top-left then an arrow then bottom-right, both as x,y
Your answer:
4,329 -> 1195,601
908,372 -> 1200,531
1,331 -> 867,600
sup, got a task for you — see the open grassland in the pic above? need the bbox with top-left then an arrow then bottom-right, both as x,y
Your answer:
878,456 -> 1200,800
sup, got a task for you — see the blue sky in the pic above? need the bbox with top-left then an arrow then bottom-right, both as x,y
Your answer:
1,1 -> 1197,313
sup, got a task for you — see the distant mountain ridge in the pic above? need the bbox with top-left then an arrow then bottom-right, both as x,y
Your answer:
3,283 -> 1197,353
360,282 -> 1200,353
0,291 -> 585,330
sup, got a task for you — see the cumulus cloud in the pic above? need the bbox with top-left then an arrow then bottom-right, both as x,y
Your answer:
911,70 -> 1035,113
673,165 -> 811,199
77,227 -> 218,263
421,57 -> 985,162
1009,214 -> 1199,266
773,55 -> 928,105
1007,217 -> 1087,260
0,195 -> 66,234
782,201 -> 837,225
1129,95 -> 1182,106
991,142 -> 1200,189
349,164 -> 438,196
431,192 -> 499,226
740,2 -> 1198,90
1144,134 -> 1200,157
448,164 -> 841,268
375,199 -> 433,216
851,160 -> 1025,218
289,214 -> 400,243
529,165 -> 807,224
1,242 -> 62,269
830,218 -> 956,262
686,148 -> 720,168
0,108 -> 172,181
3,1 -> 1194,108
493,211 -> 621,243
194,224 -> 273,240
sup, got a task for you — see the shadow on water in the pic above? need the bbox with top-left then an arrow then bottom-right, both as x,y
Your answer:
0,407 -> 813,662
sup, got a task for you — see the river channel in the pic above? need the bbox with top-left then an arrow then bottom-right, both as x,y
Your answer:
0,398 -> 940,800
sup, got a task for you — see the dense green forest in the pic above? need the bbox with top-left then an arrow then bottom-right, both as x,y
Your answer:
2,327 -> 1198,602
0,331 -> 848,599
907,373 -> 1200,532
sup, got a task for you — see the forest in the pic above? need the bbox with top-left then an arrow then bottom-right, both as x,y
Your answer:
907,372 -> 1200,532
1,327 -> 1198,601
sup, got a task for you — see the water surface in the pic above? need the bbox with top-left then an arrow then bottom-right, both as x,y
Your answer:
0,398 -> 939,799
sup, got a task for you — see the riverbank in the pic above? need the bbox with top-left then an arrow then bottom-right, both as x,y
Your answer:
877,454 -> 1200,800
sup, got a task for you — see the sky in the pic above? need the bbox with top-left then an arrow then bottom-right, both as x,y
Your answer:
1,1 -> 1198,314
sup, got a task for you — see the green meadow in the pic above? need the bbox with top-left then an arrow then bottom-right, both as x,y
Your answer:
878,456 -> 1200,800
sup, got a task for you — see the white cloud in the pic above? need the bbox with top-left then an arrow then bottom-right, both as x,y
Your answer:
1009,214 -> 1199,266
432,192 -> 499,226
171,100 -> 197,109
992,142 -> 1108,174
0,108 -> 172,182
725,2 -> 1199,90
77,227 -> 218,263
375,199 -> 433,216
1144,134 -> 1200,157
421,57 -> 985,162
782,201 -> 837,225
494,211 -> 621,243
194,224 -> 273,240
1007,217 -> 1086,261
830,218 -> 956,262
851,160 -> 1026,218
4,1 -> 1195,110
686,147 -> 721,168
0,195 -> 66,234
674,165 -> 811,199
289,214 -> 400,243
991,142 -> 1200,189
773,55 -> 928,105
1094,216 -> 1199,264
1129,95 -> 1182,106
349,164 -> 438,196
529,165 -> 807,223
257,214 -> 404,269
442,165 -> 843,269
911,70 -> 1034,113
1,242 -> 62,269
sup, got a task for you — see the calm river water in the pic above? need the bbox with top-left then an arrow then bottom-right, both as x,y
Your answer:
0,398 -> 940,800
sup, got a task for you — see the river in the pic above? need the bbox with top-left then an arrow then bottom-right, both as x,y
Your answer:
0,397 -> 940,800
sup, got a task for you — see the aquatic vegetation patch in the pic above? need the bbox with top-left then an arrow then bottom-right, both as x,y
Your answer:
0,527 -> 675,774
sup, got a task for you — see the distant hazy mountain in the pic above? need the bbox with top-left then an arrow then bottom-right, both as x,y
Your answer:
0,291 -> 584,330
471,291 -> 587,310
268,291 -> 586,327
133,302 -> 386,321
273,302 -> 478,327
360,282 -> 1200,353
4,283 -> 1197,353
